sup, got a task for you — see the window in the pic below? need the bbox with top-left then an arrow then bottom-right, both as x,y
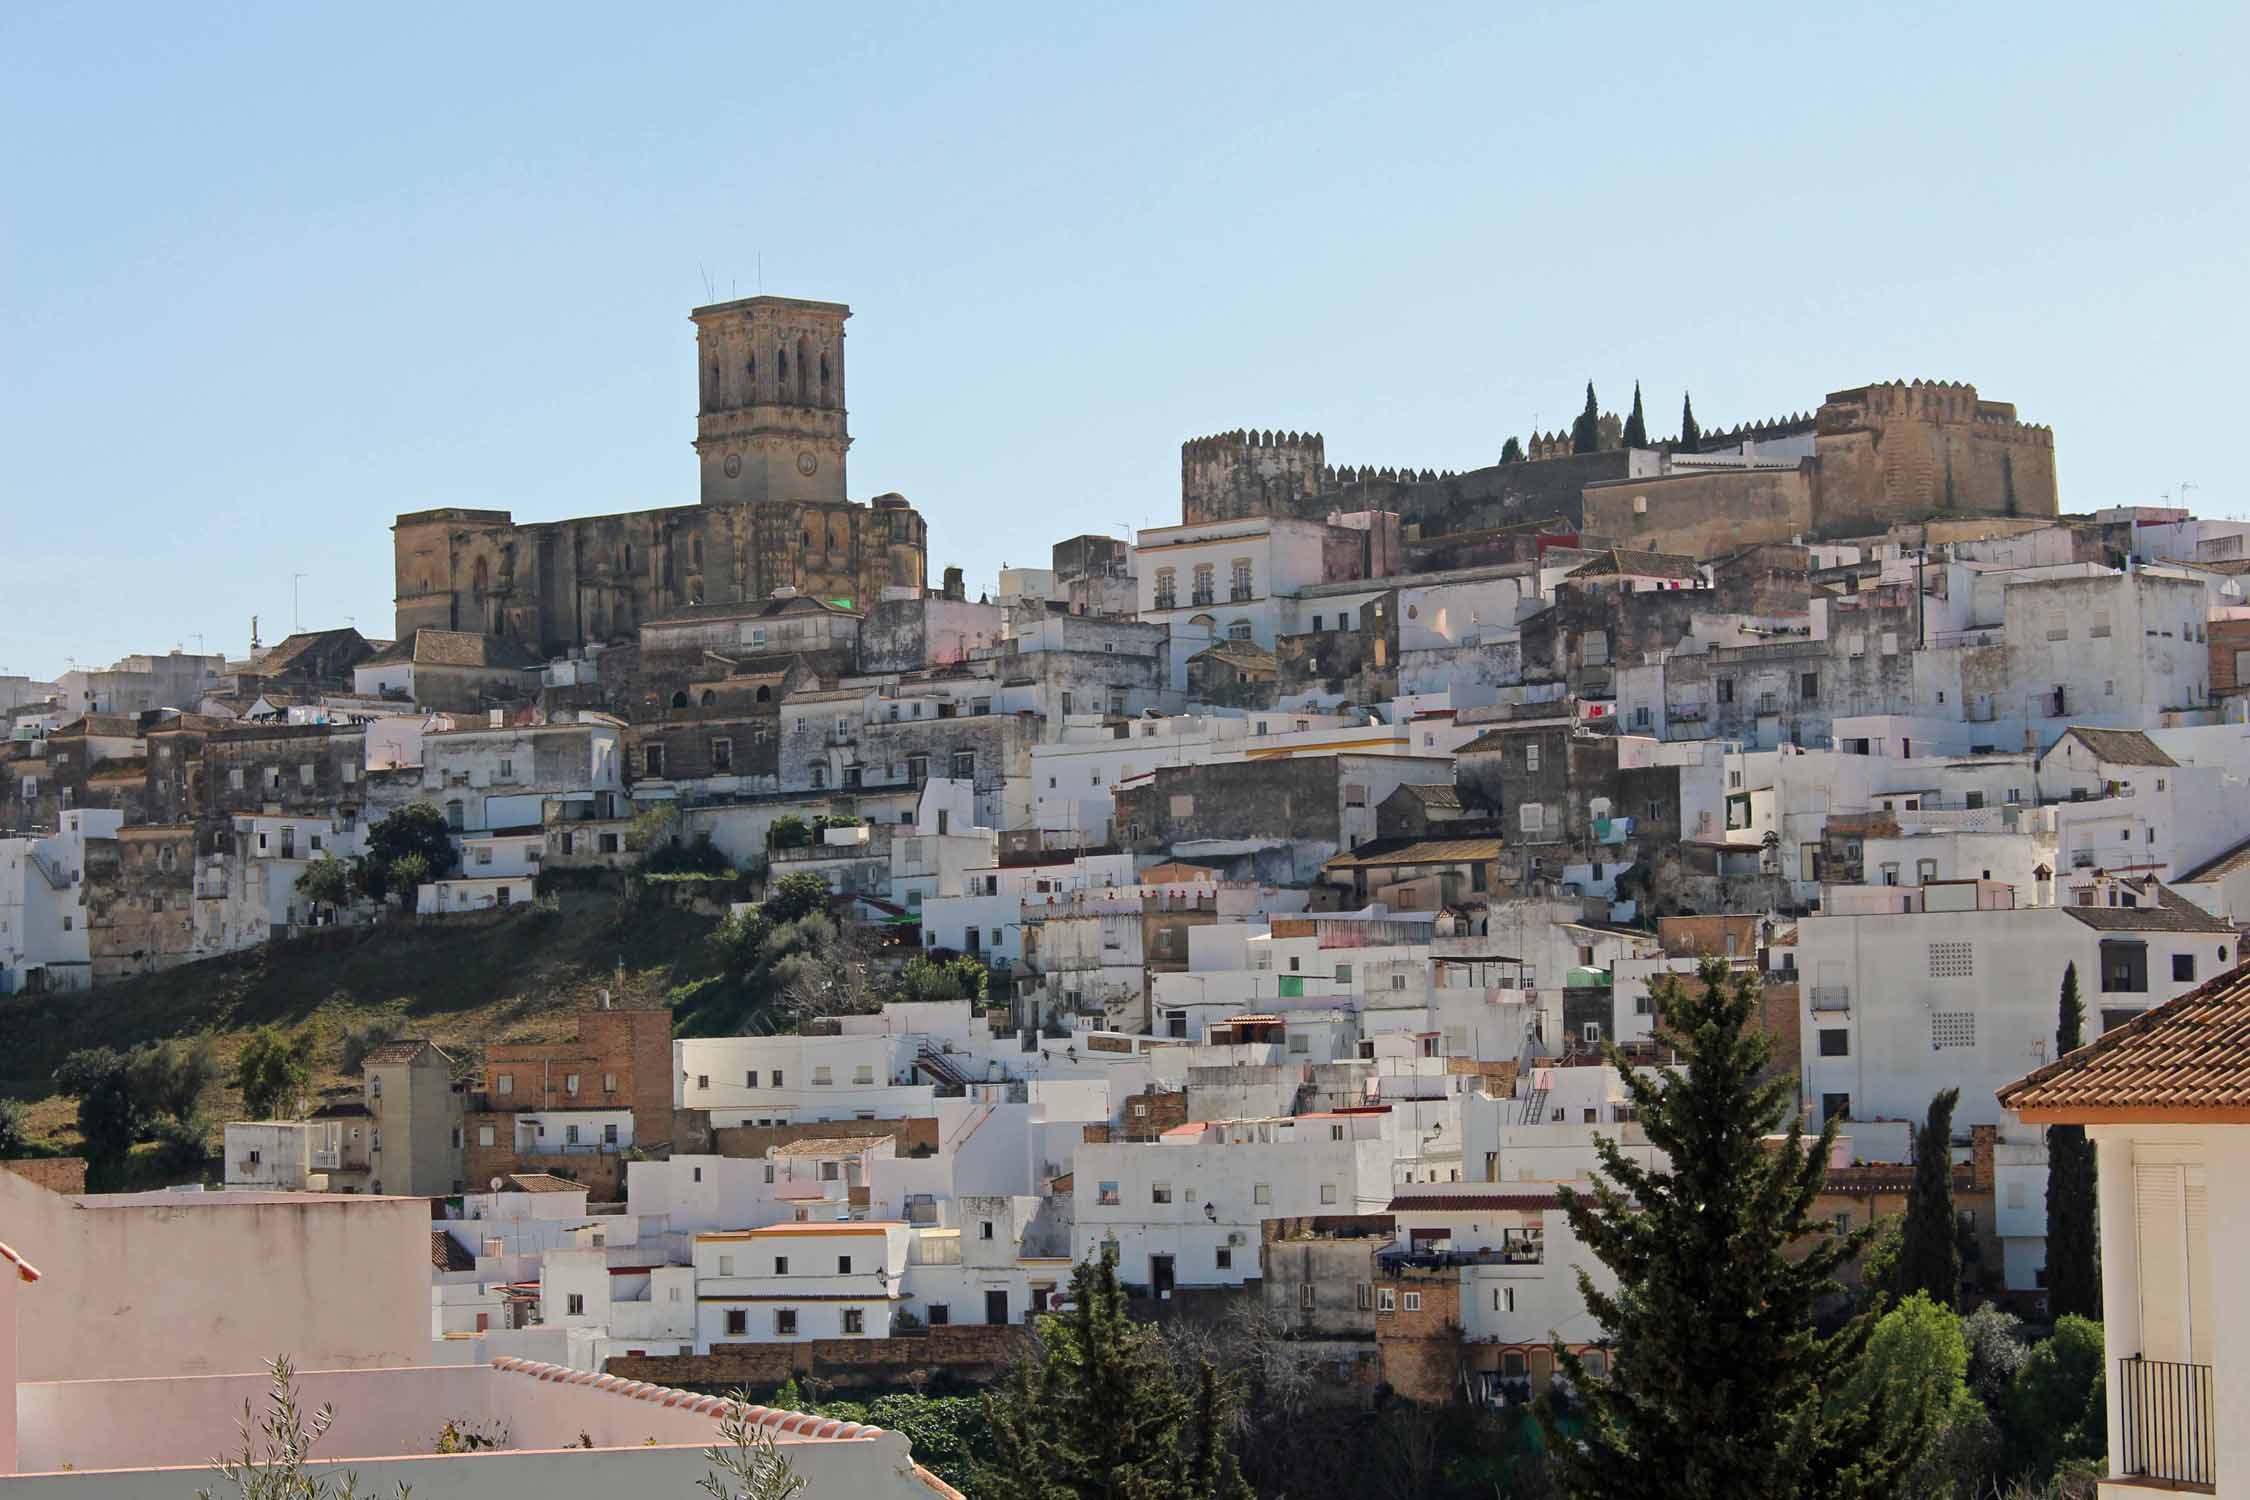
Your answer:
718,1254 -> 736,1276
1799,671 -> 1819,703
1230,557 -> 1254,601
1152,1183 -> 1172,1204
694,1074 -> 708,1090
229,768 -> 245,791
603,1123 -> 618,1145
1403,1291 -> 1422,1312
1519,802 -> 1545,834
1216,1247 -> 1232,1270
1716,677 -> 1735,704
643,744 -> 665,778
927,1304 -> 949,1326
1524,742 -> 1541,772
725,1309 -> 747,1337
838,1255 -> 853,1274
712,738 -> 733,772
775,1310 -> 797,1337
496,1074 -> 514,1096
1377,1288 -> 1397,1313
564,1072 -> 580,1095
564,1124 -> 581,1145
1928,941 -> 1973,978
566,1293 -> 585,1316
2102,940 -> 2149,994
1098,1182 -> 1120,1206
2174,954 -> 2196,982
1494,1286 -> 1516,1313
820,1161 -> 840,1182
951,750 -> 975,780
853,1064 -> 874,1085
1819,1028 -> 1850,1058
980,1220 -> 995,1240
813,1066 -> 832,1086
478,1125 -> 495,1147
1154,567 -> 1178,610
843,1309 -> 865,1335
1931,1012 -> 1976,1049
1253,1183 -> 1272,1204
1320,1183 -> 1338,1205
1822,1093 -> 1851,1122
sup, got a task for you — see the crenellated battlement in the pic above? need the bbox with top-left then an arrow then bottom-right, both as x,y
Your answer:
1820,379 -> 2053,446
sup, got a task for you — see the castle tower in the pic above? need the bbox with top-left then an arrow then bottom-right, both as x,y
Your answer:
1179,429 -> 1327,524
691,296 -> 851,506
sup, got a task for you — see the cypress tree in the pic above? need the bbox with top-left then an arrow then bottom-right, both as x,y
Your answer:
1622,381 -> 1648,448
1893,1088 -> 1963,1309
1571,382 -> 1602,455
1500,435 -> 1525,464
2045,962 -> 2102,1319
1680,391 -> 1702,450
978,1250 -> 1251,1500
1542,958 -> 1931,1500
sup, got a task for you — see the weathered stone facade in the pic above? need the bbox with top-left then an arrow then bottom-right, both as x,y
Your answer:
395,298 -> 927,654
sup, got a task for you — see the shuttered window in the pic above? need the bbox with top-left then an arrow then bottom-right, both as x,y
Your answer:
2135,1161 -> 2213,1364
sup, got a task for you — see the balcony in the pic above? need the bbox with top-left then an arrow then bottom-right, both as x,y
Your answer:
2116,1356 -> 2215,1490
1810,985 -> 1850,1012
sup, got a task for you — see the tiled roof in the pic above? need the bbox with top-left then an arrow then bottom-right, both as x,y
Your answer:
1393,783 -> 1463,810
769,1137 -> 882,1157
411,630 -> 545,670
1189,640 -> 1278,671
432,1230 -> 476,1272
1324,836 -> 1502,870
2059,883 -> 2235,934
260,628 -> 370,674
1384,1193 -> 1562,1213
364,1039 -> 454,1066
2048,726 -> 2177,768
308,1100 -> 372,1120
1999,959 -> 2250,1117
1566,548 -> 1702,581
2179,834 -> 2250,885
504,1172 -> 583,1193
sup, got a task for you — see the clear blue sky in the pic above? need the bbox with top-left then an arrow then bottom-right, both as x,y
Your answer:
5,2 -> 2243,681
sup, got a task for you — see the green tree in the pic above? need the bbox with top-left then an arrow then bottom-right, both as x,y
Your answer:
1623,381 -> 1648,448
387,851 -> 431,901
0,1097 -> 30,1157
233,1027 -> 314,1120
767,814 -> 811,851
2046,962 -> 2101,1320
1839,1294 -> 1999,1500
1571,381 -> 1602,455
1538,957 -> 1927,1500
764,870 -> 831,923
296,853 -> 352,913
1680,391 -> 1702,449
626,800 -> 681,854
1961,1303 -> 2029,1410
896,953 -> 990,1003
127,1036 -> 217,1125
365,802 -> 456,883
1893,1088 -> 1963,1309
199,1356 -> 410,1500
710,906 -> 775,974
2002,1316 -> 2106,1482
53,1047 -> 139,1167
978,1250 -> 1252,1500
1500,436 -> 1526,464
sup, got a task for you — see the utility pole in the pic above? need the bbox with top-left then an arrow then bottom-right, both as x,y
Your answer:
293,574 -> 307,633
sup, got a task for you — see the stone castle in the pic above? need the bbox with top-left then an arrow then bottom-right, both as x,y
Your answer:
393,296 -> 927,653
1179,378 -> 2056,559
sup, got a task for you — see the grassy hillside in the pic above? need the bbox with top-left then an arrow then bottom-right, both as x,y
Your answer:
0,888 -> 763,1158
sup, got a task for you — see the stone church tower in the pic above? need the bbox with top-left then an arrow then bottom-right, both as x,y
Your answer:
691,296 -> 851,506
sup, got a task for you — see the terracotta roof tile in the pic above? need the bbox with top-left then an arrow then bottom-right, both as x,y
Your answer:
1324,836 -> 1501,870
411,630 -> 545,670
2048,726 -> 2177,768
504,1172 -> 583,1193
1999,958 -> 2250,1117
432,1230 -> 476,1272
2059,883 -> 2235,934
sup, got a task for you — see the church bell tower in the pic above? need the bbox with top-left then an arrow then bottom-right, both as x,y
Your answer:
691,295 -> 851,505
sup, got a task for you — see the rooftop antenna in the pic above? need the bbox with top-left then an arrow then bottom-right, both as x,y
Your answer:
292,574 -> 307,633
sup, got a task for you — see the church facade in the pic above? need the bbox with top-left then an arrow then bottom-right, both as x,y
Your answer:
393,296 -> 927,653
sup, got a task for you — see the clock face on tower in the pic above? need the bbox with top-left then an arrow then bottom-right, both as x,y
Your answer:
723,454 -> 741,479
796,451 -> 819,477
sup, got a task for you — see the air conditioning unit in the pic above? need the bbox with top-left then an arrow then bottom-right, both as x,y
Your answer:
1226,1231 -> 1245,1246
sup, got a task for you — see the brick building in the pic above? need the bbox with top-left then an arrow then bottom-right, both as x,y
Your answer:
465,1004 -> 674,1200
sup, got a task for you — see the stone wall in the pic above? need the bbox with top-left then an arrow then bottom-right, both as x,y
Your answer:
1582,466 -> 1815,560
712,1117 -> 941,1160
1372,1269 -> 1462,1404
605,1322 -> 1028,1390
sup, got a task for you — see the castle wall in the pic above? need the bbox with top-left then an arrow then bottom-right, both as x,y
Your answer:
1581,466 -> 1815,558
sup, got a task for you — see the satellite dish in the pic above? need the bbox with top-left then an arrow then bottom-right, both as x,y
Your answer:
490,1177 -> 503,1192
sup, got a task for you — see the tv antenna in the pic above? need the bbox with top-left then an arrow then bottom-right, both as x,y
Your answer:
293,574 -> 308,633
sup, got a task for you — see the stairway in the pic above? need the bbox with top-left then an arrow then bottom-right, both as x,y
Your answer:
914,1046 -> 974,1090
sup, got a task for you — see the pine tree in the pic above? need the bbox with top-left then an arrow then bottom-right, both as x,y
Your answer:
1541,958 -> 1931,1500
1623,382 -> 1648,448
2045,962 -> 2102,1319
1893,1088 -> 1963,1309
1680,391 -> 1701,450
1501,436 -> 1525,464
978,1250 -> 1251,1500
1571,382 -> 1602,455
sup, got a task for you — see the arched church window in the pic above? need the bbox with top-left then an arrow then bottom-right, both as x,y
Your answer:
819,355 -> 831,406
756,685 -> 771,703
776,346 -> 788,386
701,691 -> 717,707
471,558 -> 489,595
671,691 -> 689,709
796,336 -> 810,404
623,544 -> 635,572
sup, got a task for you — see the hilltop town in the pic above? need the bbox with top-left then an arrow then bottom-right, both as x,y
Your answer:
4,293 -> 2243,1496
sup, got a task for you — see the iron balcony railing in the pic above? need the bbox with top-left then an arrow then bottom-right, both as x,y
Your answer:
2116,1355 -> 2215,1488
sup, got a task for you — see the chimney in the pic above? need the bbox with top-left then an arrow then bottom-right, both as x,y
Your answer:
942,566 -> 966,602
1970,1123 -> 1997,1192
